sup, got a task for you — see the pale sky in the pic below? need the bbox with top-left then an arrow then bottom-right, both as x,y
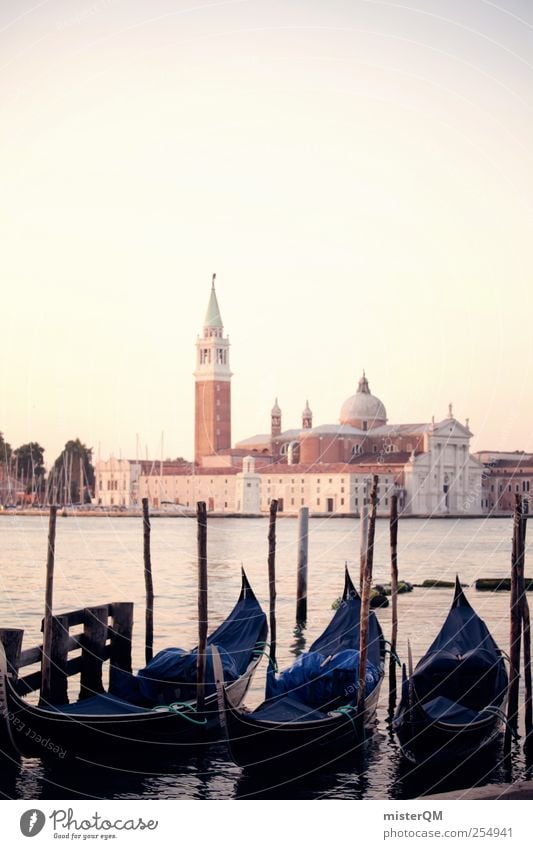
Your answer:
1,0 -> 532,465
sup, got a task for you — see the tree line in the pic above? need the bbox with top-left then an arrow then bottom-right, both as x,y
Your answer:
0,432 -> 94,506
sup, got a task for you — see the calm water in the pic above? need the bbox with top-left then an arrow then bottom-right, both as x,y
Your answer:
0,514 -> 530,800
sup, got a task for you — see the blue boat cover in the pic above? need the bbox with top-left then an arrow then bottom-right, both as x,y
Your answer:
251,696 -> 329,723
96,573 -> 266,709
45,693 -> 150,716
135,644 -> 239,704
422,696 -> 480,725
258,570 -> 384,722
411,581 -> 508,719
266,648 -> 381,710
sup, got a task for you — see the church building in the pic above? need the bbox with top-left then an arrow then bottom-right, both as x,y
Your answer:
97,277 -> 484,516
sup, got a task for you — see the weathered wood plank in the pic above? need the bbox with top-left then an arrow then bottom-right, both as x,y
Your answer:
0,629 -> 23,677
108,602 -> 134,694
79,606 -> 109,700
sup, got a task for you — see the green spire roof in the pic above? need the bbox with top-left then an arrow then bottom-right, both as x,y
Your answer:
204,273 -> 223,328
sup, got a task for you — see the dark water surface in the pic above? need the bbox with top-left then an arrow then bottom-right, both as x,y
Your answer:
0,514 -> 530,799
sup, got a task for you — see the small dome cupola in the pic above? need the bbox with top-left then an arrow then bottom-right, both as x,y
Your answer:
339,371 -> 387,430
302,399 -> 312,429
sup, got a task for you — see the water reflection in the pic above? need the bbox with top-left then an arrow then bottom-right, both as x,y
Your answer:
387,738 -> 510,800
290,624 -> 307,658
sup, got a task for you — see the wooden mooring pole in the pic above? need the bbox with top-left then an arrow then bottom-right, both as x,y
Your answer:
356,475 -> 378,738
360,480 -> 369,593
296,506 -> 309,627
505,495 -> 524,754
142,498 -> 154,665
40,505 -> 57,705
196,501 -> 208,712
268,499 -> 278,671
388,493 -> 399,712
520,501 -> 532,753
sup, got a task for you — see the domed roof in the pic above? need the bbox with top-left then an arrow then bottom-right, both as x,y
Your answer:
339,372 -> 387,427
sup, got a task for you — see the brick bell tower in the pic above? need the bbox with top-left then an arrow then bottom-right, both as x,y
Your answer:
194,274 -> 232,464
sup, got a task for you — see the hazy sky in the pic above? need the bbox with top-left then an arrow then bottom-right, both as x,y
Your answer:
1,0 -> 532,464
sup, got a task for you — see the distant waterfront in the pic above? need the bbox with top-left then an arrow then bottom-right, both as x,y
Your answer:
0,507 -> 498,519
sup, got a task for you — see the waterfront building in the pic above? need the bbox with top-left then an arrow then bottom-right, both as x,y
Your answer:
102,277 -> 484,517
94,457 -> 142,508
473,451 -> 533,514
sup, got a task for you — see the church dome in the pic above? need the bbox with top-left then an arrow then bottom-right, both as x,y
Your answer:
339,372 -> 387,429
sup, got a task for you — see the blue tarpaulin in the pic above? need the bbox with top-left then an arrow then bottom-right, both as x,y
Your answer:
267,648 -> 381,709
112,573 -> 267,707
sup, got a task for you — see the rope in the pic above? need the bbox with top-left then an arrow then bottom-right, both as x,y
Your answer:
152,701 -> 208,725
479,705 -> 519,741
253,645 -> 278,672
383,641 -> 401,667
332,704 -> 358,732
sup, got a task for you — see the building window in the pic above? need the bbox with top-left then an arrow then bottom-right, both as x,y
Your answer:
316,498 -> 320,506
341,498 -> 344,506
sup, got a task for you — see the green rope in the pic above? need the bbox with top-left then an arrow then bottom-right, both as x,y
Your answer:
383,641 -> 401,667
152,701 -> 208,725
252,646 -> 278,672
332,704 -> 358,732
479,705 -> 519,741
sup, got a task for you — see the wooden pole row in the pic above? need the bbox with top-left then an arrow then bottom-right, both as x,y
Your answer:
388,493 -> 399,712
296,506 -> 309,626
268,499 -> 278,671
196,501 -> 208,712
142,498 -> 154,665
356,475 -> 378,736
505,494 -> 532,756
40,505 -> 57,705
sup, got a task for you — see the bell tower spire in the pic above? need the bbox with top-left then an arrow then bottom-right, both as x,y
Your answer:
194,274 -> 232,464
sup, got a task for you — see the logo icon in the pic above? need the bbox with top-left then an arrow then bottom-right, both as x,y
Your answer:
20,810 -> 46,837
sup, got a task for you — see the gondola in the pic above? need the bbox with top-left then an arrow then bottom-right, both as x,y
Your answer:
217,568 -> 385,771
393,576 -> 508,765
0,569 -> 267,762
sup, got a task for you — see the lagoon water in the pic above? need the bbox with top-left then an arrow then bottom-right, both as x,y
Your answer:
0,514 -> 529,799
